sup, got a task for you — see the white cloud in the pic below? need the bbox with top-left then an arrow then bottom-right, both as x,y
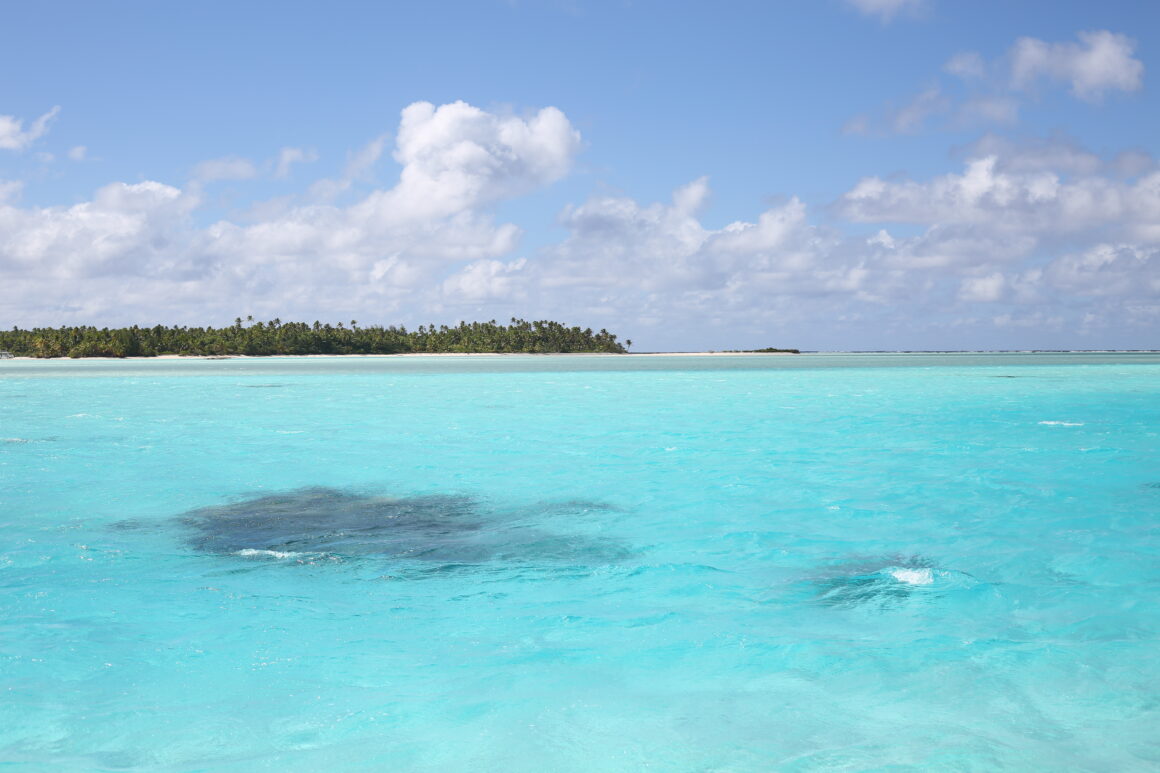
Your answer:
954,133 -> 1129,176
845,86 -> 948,136
957,96 -> 1019,126
838,156 -> 1160,243
307,134 -> 389,201
0,101 -> 583,327
715,198 -> 809,255
874,224 -> 1037,270
0,161 -> 1154,349
195,147 -> 322,185
959,272 -> 1005,302
891,86 -> 948,134
515,181 -> 880,333
386,101 -> 581,218
944,51 -> 986,81
1011,30 -> 1144,102
817,150 -> 1160,342
537,189 -> 713,294
6,160 -> 1154,348
1109,150 -> 1157,179
991,311 -> 1064,331
962,243 -> 1160,337
274,146 -> 317,178
851,30 -> 1144,136
1042,243 -> 1160,298
672,176 -> 710,215
345,134 -> 388,181
0,181 -> 199,279
193,156 -> 259,182
442,257 -> 528,302
1,99 -> 1157,349
68,145 -> 87,161
845,0 -> 925,22
0,180 -> 23,204
0,106 -> 60,151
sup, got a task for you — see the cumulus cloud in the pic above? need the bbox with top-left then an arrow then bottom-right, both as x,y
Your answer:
507,181 -> 886,336
1043,243 -> 1160,298
948,242 -> 1160,340
6,157 -> 1156,349
1011,30 -> 1144,102
442,257 -> 528,302
0,106 -> 60,151
537,188 -> 715,294
870,223 -> 1037,270
0,181 -> 199,279
837,155 -> 1160,244
387,101 -> 581,218
1,98 -> 1157,349
0,100 -> 583,327
818,148 -> 1160,345
959,272 -> 1005,302
952,133 -> 1152,177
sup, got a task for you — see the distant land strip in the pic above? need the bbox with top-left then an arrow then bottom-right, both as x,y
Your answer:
0,318 -> 634,358
723,347 -> 801,354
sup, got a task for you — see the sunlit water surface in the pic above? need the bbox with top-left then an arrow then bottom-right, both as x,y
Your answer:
2,353 -> 1159,771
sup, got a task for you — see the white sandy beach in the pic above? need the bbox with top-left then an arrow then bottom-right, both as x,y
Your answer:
3,350 -> 798,361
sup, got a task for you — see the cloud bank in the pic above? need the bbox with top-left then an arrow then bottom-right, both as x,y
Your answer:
1,95 -> 1157,350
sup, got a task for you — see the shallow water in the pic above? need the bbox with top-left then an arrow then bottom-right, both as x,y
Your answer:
2,353 -> 1159,770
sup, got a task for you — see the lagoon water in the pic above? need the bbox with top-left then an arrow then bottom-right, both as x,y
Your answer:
2,353 -> 1159,770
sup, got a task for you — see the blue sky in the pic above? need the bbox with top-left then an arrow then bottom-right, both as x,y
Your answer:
1,0 -> 1158,350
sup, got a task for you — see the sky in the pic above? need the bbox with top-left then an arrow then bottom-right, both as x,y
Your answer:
1,0 -> 1158,351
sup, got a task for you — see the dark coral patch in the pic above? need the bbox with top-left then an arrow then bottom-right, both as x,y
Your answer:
178,487 -> 629,568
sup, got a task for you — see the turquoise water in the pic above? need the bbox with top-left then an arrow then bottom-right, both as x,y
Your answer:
2,353 -> 1159,771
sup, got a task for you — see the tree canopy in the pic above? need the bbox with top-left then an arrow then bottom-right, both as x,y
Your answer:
0,318 -> 629,358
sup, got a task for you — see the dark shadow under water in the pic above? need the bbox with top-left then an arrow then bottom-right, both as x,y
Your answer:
172,487 -> 630,568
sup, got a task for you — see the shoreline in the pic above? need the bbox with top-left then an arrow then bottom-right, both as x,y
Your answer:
4,350 -> 1159,362
2,351 -> 799,361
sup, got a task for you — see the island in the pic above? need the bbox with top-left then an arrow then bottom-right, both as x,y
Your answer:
0,318 -> 631,358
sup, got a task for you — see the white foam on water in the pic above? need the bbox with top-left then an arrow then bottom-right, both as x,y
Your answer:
1038,421 -> 1084,426
234,548 -> 304,559
889,567 -> 934,585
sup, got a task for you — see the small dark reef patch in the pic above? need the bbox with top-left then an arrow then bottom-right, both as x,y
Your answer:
809,554 -> 977,608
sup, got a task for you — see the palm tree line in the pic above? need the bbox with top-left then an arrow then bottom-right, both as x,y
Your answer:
0,317 -> 631,358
